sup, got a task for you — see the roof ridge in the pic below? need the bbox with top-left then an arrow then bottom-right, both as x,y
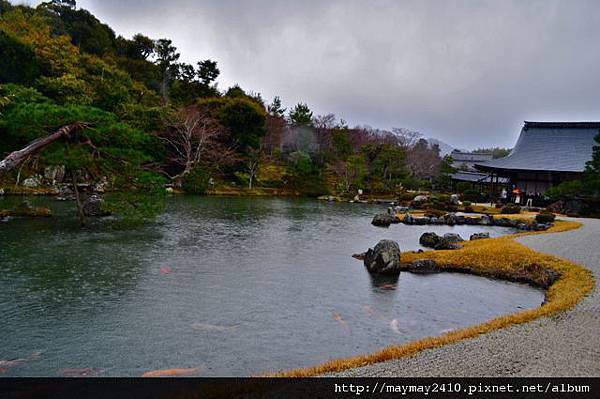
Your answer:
524,121 -> 600,129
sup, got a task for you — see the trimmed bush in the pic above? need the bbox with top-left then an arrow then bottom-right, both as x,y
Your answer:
536,212 -> 556,224
182,168 -> 210,194
500,203 -> 521,214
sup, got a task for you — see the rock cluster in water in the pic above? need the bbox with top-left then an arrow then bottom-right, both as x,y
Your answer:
363,240 -> 402,275
82,194 -> 110,217
419,232 -> 464,250
400,212 -> 553,231
418,231 -> 495,250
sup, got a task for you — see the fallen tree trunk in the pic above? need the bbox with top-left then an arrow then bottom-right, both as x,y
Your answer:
0,123 -> 88,176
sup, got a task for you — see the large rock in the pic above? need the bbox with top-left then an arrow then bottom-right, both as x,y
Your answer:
435,240 -> 463,250
480,215 -> 494,225
443,233 -> 464,243
494,217 -> 519,228
56,186 -> 75,201
407,259 -> 441,274
0,188 -> 4,196
403,213 -> 432,225
82,195 -> 110,217
363,240 -> 402,275
372,213 -> 395,227
419,232 -> 441,248
470,232 -> 490,241
413,195 -> 429,203
450,194 -> 460,205
44,165 -> 66,184
419,232 -> 463,250
443,212 -> 457,226
22,175 -> 43,188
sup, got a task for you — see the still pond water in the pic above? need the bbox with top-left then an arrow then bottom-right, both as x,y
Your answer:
0,196 -> 543,376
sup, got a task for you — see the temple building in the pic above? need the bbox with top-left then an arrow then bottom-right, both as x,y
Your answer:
449,150 -> 509,189
450,150 -> 493,171
475,121 -> 599,195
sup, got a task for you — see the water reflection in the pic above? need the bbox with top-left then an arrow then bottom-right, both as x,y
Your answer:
369,273 -> 401,291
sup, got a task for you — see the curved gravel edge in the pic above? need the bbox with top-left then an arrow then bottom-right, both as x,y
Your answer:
331,217 -> 600,377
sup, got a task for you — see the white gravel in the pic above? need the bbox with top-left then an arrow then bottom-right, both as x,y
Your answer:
332,217 -> 600,377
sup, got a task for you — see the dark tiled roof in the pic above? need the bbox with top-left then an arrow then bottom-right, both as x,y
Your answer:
451,171 -> 509,183
451,150 -> 494,163
523,121 -> 600,129
476,122 -> 598,173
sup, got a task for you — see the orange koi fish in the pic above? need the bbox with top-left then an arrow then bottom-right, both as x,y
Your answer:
332,312 -> 350,332
0,351 -> 41,369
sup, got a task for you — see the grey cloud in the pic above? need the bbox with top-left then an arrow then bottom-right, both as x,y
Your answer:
21,0 -> 600,148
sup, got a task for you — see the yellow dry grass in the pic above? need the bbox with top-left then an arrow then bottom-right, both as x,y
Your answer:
268,219 -> 594,377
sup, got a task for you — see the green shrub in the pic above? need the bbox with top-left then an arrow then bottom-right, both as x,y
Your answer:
455,182 -> 471,193
462,201 -> 472,207
182,168 -> 210,194
462,188 -> 485,203
500,203 -> 521,214
546,180 -> 584,201
535,212 -> 556,224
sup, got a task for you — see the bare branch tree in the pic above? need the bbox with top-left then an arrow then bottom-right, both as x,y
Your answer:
162,106 -> 226,184
392,127 -> 422,149
0,123 -> 88,176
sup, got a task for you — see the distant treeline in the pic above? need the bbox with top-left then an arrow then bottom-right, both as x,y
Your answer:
0,0 -> 454,204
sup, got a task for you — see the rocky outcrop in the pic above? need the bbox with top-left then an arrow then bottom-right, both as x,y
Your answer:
412,195 -> 429,203
44,165 -> 66,184
419,232 -> 463,250
82,195 -> 110,217
56,186 -> 75,201
403,213 -> 432,225
407,259 -> 441,274
443,233 -> 464,243
371,213 -> 396,227
364,240 -> 401,275
400,212 -> 552,231
419,232 -> 441,248
388,205 -> 408,215
22,175 -> 43,188
470,232 -> 490,241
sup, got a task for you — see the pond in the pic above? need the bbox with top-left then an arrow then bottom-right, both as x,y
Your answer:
0,196 -> 543,376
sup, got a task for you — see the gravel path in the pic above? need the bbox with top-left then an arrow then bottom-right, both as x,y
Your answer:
333,217 -> 600,377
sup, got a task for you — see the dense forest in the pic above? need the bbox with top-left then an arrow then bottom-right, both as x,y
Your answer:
0,0 -> 454,211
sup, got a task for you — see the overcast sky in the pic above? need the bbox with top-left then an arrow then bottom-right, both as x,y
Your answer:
21,0 -> 600,149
